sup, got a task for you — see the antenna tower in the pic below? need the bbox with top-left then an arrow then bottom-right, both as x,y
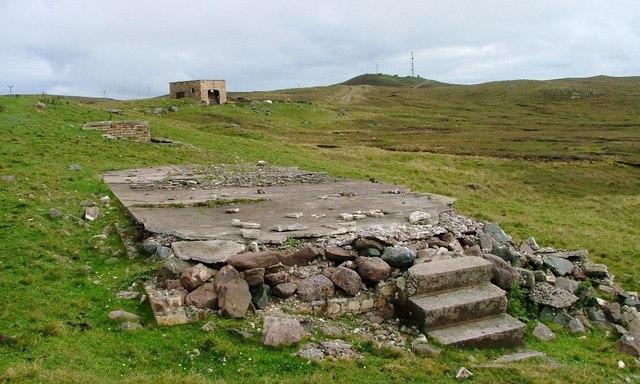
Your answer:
410,52 -> 415,77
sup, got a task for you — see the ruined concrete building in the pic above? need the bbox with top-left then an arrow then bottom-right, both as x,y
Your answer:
169,80 -> 227,105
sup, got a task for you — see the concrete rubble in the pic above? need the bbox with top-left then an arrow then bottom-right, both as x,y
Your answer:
104,164 -> 639,356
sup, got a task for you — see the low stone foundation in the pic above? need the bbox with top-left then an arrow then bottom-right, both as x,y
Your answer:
82,120 -> 150,142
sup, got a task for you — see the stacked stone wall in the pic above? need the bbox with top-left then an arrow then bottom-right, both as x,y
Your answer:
82,121 -> 150,142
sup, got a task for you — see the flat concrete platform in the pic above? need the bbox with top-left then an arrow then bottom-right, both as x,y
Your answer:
102,164 -> 456,243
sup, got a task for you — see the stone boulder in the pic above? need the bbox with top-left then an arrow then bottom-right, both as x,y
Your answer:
352,238 -> 385,252
184,282 -> 218,309
483,253 -> 520,290
543,256 -> 574,276
381,246 -> 416,268
323,266 -> 362,296
356,257 -> 391,283
217,277 -> 252,318
296,275 -> 335,302
530,282 -> 579,309
281,246 -> 320,266
615,332 -> 640,357
325,246 -> 355,263
227,250 -> 282,270
180,263 -> 216,292
262,316 -> 304,347
272,282 -> 297,298
242,268 -> 265,287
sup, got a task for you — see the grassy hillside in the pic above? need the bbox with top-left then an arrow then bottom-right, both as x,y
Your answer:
0,76 -> 639,383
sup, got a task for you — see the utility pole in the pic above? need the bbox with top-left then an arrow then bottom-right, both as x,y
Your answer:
376,63 -> 378,74
7,85 -> 14,96
102,90 -> 107,99
410,52 -> 415,77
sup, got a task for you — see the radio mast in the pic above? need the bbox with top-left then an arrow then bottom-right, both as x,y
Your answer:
410,52 -> 415,77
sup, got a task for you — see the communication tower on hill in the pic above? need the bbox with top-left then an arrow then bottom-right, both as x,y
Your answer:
411,52 -> 415,77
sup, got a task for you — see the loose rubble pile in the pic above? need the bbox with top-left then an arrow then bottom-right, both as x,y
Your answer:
109,207 -> 640,360
102,163 -> 639,361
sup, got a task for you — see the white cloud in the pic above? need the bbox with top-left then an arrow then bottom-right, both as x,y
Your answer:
1,0 -> 639,98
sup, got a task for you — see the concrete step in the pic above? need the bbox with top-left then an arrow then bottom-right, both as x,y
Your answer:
406,256 -> 492,296
409,283 -> 507,330
428,313 -> 526,348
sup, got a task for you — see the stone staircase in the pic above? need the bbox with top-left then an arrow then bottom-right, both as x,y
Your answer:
404,256 -> 526,348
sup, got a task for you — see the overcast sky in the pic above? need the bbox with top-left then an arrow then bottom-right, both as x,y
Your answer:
1,0 -> 639,99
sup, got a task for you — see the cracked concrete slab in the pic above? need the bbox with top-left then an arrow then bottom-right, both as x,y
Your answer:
102,164 -> 456,244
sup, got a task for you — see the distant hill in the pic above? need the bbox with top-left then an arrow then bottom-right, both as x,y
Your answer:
340,73 -> 449,88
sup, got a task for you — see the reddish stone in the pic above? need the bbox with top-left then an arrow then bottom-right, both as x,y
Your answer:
228,250 -> 282,270
185,282 -> 218,309
180,263 -> 216,291
325,246 -> 355,263
281,246 -> 320,266
356,257 -> 391,283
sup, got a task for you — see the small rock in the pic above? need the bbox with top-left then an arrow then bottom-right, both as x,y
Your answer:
381,246 -> 416,268
265,271 -> 289,285
67,164 -> 82,171
281,246 -> 320,266
352,238 -> 385,252
262,316 -> 304,347
412,343 -> 441,356
615,332 -> 640,357
180,263 -> 216,292
225,208 -> 240,214
250,284 -> 270,309
296,275 -> 334,302
285,212 -> 304,219
455,367 -> 473,380
356,257 -> 391,283
408,211 -> 431,224
325,246 -> 355,263
324,266 -> 361,296
272,282 -> 297,298
240,228 -> 260,239
108,310 -> 141,322
84,206 -> 99,221
117,322 -> 143,331
185,282 -> 218,309
271,224 -> 309,232
484,253 -> 520,290
141,238 -> 160,255
242,268 -> 265,287
49,208 -> 61,219
483,222 -> 512,244
228,250 -> 281,270
532,321 -> 556,341
543,256 -> 574,276
530,282 -> 579,309
201,321 -> 216,332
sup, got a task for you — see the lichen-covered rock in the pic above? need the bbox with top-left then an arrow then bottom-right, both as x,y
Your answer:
217,277 -> 251,318
530,282 -> 579,309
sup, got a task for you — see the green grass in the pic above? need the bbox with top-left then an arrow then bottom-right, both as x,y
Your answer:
1,76 -> 639,383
